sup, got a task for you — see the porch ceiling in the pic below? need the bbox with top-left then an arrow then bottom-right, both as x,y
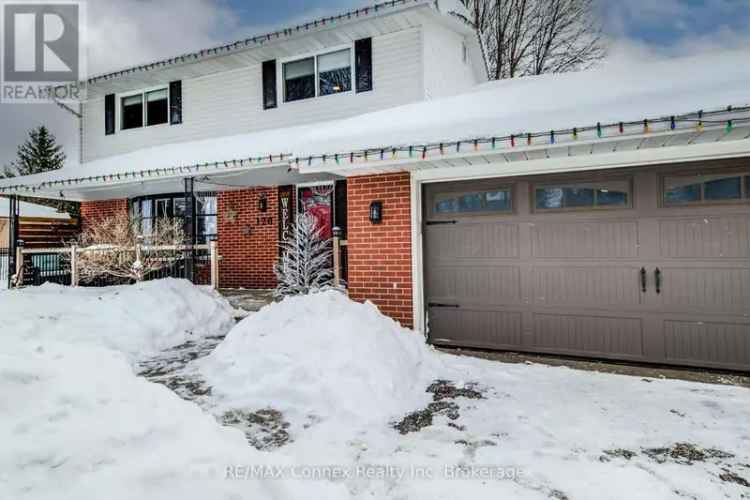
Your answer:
17,165 -> 339,203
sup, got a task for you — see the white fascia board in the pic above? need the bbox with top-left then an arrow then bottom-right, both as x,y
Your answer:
301,136 -> 750,180
412,138 -> 750,184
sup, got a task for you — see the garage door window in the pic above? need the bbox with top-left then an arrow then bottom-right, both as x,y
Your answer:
434,188 -> 512,215
535,180 -> 630,211
664,173 -> 749,206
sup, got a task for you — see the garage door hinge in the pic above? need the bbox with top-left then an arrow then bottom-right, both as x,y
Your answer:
428,302 -> 460,308
425,220 -> 457,226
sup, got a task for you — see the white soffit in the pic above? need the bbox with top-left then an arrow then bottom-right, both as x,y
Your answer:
299,124 -> 750,181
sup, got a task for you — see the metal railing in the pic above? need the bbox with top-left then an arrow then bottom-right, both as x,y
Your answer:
332,228 -> 348,288
0,248 -> 8,290
12,240 -> 220,289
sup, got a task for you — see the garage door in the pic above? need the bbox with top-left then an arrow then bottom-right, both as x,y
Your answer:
423,164 -> 750,371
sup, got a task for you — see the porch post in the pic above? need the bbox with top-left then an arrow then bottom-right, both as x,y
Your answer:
7,195 -> 19,289
183,177 -> 195,282
332,226 -> 342,288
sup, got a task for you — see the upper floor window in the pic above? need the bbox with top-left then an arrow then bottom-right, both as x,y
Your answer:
121,94 -> 143,130
318,49 -> 351,95
146,89 -> 169,126
663,172 -> 750,206
121,87 -> 169,130
283,48 -> 352,103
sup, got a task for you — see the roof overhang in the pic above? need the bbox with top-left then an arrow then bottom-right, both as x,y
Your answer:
10,163 -> 340,202
298,123 -> 750,181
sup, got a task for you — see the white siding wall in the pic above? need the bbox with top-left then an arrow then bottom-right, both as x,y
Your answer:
422,21 -> 478,100
82,28 -> 424,162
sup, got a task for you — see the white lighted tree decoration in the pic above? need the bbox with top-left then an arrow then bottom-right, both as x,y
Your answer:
274,212 -> 333,298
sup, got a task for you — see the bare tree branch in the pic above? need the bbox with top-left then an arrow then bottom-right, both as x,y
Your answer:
68,212 -> 185,283
460,0 -> 605,80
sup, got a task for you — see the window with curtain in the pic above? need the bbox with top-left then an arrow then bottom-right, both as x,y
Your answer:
196,193 -> 218,243
121,94 -> 143,130
130,193 -> 217,242
318,49 -> 351,96
284,57 -> 315,102
146,89 -> 169,126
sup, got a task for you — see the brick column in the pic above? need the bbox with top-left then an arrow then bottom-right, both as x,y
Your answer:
346,172 -> 413,327
79,199 -> 129,232
217,187 -> 278,289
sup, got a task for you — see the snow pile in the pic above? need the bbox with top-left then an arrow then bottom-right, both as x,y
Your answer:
0,279 -> 235,361
0,280 -> 348,500
200,291 -> 439,424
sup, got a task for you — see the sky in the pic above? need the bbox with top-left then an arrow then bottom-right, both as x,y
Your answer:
1,0 -> 749,170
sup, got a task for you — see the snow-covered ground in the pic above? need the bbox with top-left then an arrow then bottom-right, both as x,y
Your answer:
2,282 -> 749,499
0,281 -> 347,500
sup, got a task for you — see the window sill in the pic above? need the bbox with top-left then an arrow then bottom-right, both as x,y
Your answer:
281,89 -> 353,106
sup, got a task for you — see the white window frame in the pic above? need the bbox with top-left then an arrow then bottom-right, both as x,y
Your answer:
117,84 -> 170,132
279,44 -> 355,104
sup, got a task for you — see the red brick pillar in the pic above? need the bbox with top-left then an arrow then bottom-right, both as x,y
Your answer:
346,173 -> 413,327
217,187 -> 278,289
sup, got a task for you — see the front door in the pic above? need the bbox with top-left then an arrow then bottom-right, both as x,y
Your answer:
298,183 -> 335,238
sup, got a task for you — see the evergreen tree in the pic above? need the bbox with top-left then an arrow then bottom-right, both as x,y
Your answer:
2,126 -> 78,216
6,126 -> 66,177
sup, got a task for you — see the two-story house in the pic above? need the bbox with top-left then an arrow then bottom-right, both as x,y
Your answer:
3,0 -> 750,371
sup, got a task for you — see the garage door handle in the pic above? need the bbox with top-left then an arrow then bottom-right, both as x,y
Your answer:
655,268 -> 662,295
428,302 -> 460,308
640,267 -> 647,293
426,220 -> 457,226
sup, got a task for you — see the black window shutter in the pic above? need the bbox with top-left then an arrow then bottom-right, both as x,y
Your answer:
262,60 -> 277,110
105,94 -> 115,135
355,38 -> 373,93
169,80 -> 182,125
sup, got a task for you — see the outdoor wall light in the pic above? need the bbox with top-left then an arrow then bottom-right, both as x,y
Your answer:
258,194 -> 268,212
369,201 -> 383,224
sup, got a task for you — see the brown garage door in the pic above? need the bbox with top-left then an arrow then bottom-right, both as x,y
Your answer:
423,162 -> 750,371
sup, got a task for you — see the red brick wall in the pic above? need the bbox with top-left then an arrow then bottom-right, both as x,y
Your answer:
218,187 -> 278,289
347,173 -> 413,327
79,199 -> 128,232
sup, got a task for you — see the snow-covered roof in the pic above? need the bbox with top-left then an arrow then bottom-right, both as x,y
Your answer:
3,48 -> 750,201
0,198 -> 71,219
86,0 -> 467,85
